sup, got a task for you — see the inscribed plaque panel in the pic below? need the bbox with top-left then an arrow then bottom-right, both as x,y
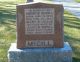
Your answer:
24,8 -> 54,35
26,40 -> 54,47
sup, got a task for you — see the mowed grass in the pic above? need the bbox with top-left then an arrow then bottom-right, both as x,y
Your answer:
0,0 -> 80,62
64,11 -> 80,62
0,0 -> 25,62
0,1 -> 16,62
75,0 -> 80,2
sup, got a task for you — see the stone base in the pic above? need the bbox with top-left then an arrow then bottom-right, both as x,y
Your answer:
8,42 -> 72,62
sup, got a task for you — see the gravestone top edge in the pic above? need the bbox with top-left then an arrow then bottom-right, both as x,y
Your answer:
16,1 -> 63,6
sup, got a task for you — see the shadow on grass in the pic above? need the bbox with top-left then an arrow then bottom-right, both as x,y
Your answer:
0,1 -> 16,40
64,16 -> 80,29
0,4 -> 16,24
73,57 -> 80,62
64,35 -> 80,44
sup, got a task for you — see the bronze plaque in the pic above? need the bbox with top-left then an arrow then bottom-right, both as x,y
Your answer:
16,2 -> 64,48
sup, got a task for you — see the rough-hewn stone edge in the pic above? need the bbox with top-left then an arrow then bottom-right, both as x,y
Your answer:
8,42 -> 72,62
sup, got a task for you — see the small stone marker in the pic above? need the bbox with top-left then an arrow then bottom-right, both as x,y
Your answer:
16,2 -> 64,48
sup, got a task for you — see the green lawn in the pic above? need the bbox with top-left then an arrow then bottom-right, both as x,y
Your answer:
75,0 -> 80,2
0,0 -> 80,62
0,1 -> 16,62
64,11 -> 80,62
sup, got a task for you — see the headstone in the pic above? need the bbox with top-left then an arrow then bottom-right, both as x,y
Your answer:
16,2 -> 64,48
8,1 -> 72,62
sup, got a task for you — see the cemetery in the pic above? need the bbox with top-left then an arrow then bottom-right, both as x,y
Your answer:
0,0 -> 80,62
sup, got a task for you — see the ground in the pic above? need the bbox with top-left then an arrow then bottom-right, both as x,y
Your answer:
75,0 -> 80,2
0,0 -> 80,62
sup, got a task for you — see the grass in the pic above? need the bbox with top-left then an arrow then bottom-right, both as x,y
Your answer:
0,0 -> 25,62
75,0 -> 80,2
0,1 -> 16,62
64,11 -> 80,62
0,0 -> 80,62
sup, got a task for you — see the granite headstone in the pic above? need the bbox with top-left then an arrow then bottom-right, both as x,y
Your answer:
16,2 -> 64,48
8,1 -> 72,62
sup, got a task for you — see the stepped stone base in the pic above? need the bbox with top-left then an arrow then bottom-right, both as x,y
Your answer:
8,42 -> 72,62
